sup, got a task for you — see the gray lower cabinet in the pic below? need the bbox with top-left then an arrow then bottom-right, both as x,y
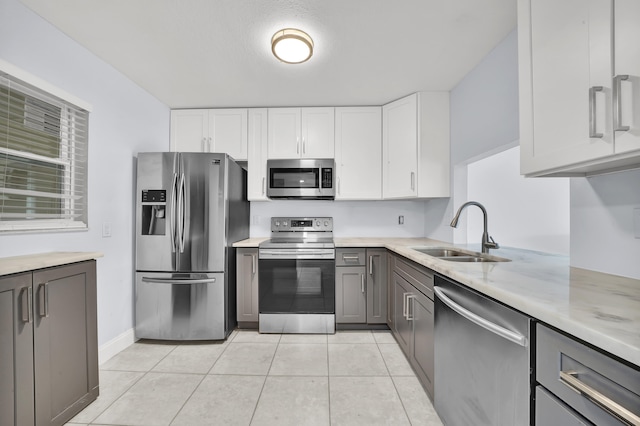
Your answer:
389,254 -> 435,400
0,260 -> 98,426
236,248 -> 259,326
335,248 -> 387,324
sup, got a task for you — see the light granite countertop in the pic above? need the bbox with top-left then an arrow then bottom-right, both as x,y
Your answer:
0,251 -> 104,276
234,237 -> 640,367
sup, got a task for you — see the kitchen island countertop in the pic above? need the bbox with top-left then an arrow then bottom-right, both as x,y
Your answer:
234,237 -> 640,367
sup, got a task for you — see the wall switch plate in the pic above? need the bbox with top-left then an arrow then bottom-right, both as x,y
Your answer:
634,208 -> 640,239
398,215 -> 404,225
102,222 -> 112,238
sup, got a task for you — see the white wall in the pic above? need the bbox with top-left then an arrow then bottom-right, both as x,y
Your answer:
250,200 -> 428,238
570,170 -> 640,279
466,146 -> 570,255
0,0 -> 170,345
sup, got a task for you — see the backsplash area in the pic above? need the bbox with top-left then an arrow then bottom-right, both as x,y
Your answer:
249,199 -> 445,238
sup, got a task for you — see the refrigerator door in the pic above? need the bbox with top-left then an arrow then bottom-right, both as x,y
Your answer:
136,153 -> 179,272
135,271 -> 226,340
176,153 -> 226,272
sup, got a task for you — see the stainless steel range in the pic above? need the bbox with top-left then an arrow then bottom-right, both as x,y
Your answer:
258,217 -> 335,334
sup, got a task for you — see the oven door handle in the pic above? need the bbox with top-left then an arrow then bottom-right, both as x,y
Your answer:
259,249 -> 335,260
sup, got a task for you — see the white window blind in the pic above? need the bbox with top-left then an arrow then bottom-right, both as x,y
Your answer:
0,72 -> 89,233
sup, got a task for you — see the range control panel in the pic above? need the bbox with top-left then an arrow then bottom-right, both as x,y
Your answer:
271,217 -> 333,232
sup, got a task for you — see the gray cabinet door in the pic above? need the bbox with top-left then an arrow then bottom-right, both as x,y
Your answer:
33,261 -> 98,426
366,249 -> 387,324
410,289 -> 434,399
335,266 -> 367,323
392,272 -> 412,354
0,273 -> 35,426
236,248 -> 259,323
387,254 -> 395,327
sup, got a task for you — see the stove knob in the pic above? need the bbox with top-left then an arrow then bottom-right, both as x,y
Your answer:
324,221 -> 329,227
283,221 -> 288,227
275,221 -> 280,227
316,220 -> 320,227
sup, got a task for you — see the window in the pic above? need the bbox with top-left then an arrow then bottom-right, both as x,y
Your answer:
0,70 -> 89,233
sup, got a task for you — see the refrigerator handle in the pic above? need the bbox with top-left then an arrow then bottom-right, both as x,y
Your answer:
178,172 -> 186,253
170,172 -> 178,252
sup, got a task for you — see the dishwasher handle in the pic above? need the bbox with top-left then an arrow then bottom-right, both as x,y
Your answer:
434,286 -> 528,348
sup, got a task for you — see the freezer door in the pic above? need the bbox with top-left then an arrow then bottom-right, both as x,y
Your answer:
176,153 -> 226,272
136,153 -> 179,272
135,272 -> 226,340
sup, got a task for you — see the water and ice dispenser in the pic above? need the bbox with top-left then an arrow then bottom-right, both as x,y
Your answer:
141,190 -> 166,235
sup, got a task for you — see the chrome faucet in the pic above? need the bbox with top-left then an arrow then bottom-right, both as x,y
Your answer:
450,201 -> 499,254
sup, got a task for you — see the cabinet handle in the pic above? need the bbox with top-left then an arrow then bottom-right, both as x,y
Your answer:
407,295 -> 415,321
410,172 -> 415,191
559,371 -> 640,425
402,292 -> 408,318
38,283 -> 49,318
361,274 -> 365,293
21,286 -> 33,323
589,86 -> 604,138
614,74 -> 630,132
208,137 -> 212,152
369,255 -> 373,275
303,137 -> 306,154
262,177 -> 265,195
252,254 -> 256,275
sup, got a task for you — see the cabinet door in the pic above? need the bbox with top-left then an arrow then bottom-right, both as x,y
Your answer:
335,266 -> 367,323
0,273 -> 34,426
170,109 -> 208,152
209,109 -> 248,160
33,261 -> 98,426
409,290 -> 434,399
301,107 -> 334,158
335,107 -> 382,200
392,272 -> 412,353
383,94 -> 418,198
613,0 -> 640,154
519,0 -> 613,175
248,108 -> 269,201
387,255 -> 395,327
268,108 -> 301,159
236,248 -> 259,323
366,249 -> 387,324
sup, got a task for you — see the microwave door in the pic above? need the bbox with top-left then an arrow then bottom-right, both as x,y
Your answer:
136,152 -> 179,272
176,153 -> 226,273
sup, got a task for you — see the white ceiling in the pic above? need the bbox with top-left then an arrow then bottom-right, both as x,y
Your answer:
20,0 -> 517,109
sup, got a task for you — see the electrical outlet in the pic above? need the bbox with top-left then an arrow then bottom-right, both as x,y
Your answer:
634,208 -> 640,239
102,222 -> 112,238
398,215 -> 404,225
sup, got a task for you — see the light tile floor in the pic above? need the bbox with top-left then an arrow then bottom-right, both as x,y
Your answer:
66,330 -> 443,426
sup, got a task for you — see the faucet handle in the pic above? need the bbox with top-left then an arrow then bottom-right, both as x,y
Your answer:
485,236 -> 499,250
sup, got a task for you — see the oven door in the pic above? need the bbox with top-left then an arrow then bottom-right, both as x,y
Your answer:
258,249 -> 335,315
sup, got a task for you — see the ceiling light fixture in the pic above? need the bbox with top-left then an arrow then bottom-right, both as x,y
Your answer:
271,28 -> 314,64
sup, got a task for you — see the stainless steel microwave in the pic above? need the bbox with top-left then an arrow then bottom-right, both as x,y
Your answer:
266,159 -> 335,200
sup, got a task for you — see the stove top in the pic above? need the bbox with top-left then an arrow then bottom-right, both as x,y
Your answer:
259,217 -> 334,250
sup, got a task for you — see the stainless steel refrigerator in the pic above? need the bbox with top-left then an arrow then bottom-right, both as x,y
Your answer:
135,152 -> 249,340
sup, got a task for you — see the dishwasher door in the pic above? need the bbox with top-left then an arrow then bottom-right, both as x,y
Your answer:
434,275 -> 533,426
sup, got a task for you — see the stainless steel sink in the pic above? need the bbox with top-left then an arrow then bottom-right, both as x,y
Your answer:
411,247 -> 510,263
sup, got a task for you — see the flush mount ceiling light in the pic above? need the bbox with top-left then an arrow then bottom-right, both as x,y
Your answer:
271,28 -> 314,64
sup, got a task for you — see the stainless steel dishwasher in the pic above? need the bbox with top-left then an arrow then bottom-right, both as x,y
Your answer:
434,275 -> 533,425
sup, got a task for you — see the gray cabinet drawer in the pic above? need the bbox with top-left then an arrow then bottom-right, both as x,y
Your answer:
536,324 -> 640,426
336,249 -> 366,266
392,255 -> 433,300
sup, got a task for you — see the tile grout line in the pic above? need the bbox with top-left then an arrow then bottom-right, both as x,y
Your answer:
376,335 -> 414,426
248,332 -> 281,425
327,335 -> 332,426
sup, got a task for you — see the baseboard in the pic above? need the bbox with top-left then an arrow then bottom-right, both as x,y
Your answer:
98,328 -> 137,365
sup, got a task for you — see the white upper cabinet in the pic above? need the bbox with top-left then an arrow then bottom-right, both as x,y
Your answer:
247,108 -> 269,201
170,109 -> 208,152
170,109 -> 248,160
335,107 -> 382,200
268,107 -> 334,159
518,0 -> 640,176
382,92 -> 450,199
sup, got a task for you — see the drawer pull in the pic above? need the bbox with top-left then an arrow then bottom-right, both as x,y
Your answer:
341,255 -> 360,262
560,370 -> 640,425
